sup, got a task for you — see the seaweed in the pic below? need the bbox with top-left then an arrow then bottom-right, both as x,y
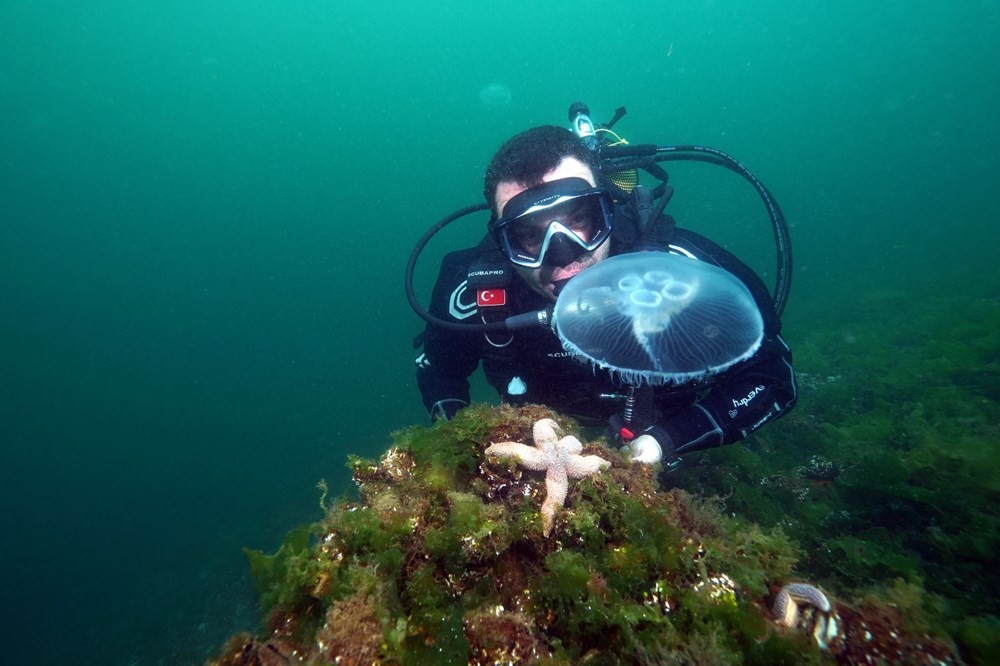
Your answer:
668,288 -> 1000,664
210,400 -> 963,664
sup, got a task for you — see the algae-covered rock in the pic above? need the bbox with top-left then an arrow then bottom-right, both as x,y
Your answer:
210,404 -> 959,665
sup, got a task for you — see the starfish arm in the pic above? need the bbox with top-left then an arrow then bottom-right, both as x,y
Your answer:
566,454 -> 611,478
540,498 -> 558,536
558,435 -> 583,455
541,468 -> 569,536
545,468 -> 569,508
532,419 -> 561,449
485,442 -> 548,470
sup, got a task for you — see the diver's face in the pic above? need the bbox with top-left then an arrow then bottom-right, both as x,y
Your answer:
494,157 -> 610,301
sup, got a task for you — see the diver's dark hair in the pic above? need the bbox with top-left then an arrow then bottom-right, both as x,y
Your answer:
483,125 -> 598,212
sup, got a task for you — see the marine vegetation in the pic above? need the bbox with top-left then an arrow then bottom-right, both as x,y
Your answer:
668,287 -> 1000,665
209,401 -> 962,665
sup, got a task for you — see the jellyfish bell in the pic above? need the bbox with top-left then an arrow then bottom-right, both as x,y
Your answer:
478,82 -> 512,109
552,252 -> 765,386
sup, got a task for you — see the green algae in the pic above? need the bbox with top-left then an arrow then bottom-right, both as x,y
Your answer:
244,525 -> 317,610
669,288 -> 999,664
219,404 -> 817,664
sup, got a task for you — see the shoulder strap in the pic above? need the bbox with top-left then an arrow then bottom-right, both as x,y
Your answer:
612,186 -> 677,251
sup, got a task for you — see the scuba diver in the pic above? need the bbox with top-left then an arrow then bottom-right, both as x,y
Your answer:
408,107 -> 797,471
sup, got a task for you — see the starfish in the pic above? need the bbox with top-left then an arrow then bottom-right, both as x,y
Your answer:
485,418 -> 610,536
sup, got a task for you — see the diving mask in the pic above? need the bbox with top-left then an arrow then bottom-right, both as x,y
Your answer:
491,177 -> 614,269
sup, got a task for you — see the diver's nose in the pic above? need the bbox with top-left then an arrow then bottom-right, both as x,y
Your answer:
541,232 -> 587,267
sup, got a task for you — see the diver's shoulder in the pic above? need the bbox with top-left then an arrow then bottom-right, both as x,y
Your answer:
609,228 -> 731,263
440,246 -> 481,264
434,244 -> 509,292
440,234 -> 503,268
437,245 -> 489,275
667,228 -> 728,258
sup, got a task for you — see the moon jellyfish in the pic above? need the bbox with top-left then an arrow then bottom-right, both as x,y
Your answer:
553,253 -> 764,386
478,82 -> 512,109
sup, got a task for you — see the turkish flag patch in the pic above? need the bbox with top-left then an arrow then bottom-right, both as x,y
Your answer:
477,289 -> 506,307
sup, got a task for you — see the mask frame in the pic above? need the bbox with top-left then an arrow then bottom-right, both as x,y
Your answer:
490,178 -> 614,268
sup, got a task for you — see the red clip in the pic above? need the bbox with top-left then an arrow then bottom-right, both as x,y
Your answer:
619,427 -> 635,441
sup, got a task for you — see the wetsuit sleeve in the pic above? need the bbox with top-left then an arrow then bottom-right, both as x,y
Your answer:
653,333 -> 797,454
415,249 -> 482,420
652,229 -> 798,454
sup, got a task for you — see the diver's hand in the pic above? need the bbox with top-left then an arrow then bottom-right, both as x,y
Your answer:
628,434 -> 663,464
627,426 -> 682,473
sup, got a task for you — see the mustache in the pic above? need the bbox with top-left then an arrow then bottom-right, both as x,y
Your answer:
542,255 -> 598,280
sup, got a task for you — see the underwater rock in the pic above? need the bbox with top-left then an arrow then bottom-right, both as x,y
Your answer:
766,581 -> 962,663
210,404 -> 961,665
464,609 -> 550,665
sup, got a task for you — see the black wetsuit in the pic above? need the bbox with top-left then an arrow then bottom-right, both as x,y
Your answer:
415,211 -> 797,456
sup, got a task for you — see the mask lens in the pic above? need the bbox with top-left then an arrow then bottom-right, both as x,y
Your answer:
498,189 -> 612,268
